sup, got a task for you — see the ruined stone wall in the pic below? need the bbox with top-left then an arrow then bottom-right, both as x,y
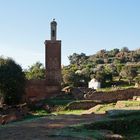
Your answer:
25,79 -> 60,102
0,103 -> 28,124
85,88 -> 140,102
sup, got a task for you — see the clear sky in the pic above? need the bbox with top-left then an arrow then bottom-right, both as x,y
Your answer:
0,0 -> 140,69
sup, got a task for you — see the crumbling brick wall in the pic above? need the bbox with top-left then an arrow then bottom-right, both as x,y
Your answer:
25,79 -> 60,102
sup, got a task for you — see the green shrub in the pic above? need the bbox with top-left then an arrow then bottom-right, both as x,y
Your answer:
0,57 -> 25,105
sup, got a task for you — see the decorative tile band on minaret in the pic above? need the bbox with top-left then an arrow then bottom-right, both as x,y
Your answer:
44,19 -> 61,88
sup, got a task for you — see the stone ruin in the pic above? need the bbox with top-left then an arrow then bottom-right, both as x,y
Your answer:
0,103 -> 28,125
25,19 -> 62,102
62,86 -> 140,104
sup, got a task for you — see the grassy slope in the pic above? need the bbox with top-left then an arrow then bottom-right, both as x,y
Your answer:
54,111 -> 140,140
50,100 -> 140,139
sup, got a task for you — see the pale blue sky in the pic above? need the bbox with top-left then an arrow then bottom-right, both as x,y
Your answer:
0,0 -> 140,68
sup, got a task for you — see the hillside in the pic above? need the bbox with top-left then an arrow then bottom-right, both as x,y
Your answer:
62,47 -> 140,88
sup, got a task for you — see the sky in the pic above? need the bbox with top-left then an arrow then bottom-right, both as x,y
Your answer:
0,0 -> 140,69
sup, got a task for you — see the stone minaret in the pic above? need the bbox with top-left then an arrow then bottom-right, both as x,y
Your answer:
51,19 -> 57,40
44,19 -> 61,92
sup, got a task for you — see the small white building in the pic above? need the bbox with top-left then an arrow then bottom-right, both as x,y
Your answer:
88,78 -> 101,89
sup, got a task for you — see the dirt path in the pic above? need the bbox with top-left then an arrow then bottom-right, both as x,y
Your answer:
0,114 -> 105,140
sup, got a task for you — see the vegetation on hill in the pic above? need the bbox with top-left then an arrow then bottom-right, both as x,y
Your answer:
62,47 -> 140,88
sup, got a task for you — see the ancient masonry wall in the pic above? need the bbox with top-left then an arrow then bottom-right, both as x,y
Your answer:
85,88 -> 140,102
25,80 -> 60,102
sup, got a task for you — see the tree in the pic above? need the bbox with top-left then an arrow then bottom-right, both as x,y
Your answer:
112,48 -> 120,56
94,67 -> 113,87
63,71 -> 75,86
120,66 -> 137,84
68,53 -> 87,65
105,64 -> 118,76
121,47 -> 129,52
62,65 -> 89,87
96,49 -> 107,58
0,57 -> 25,105
25,62 -> 45,80
94,58 -> 104,64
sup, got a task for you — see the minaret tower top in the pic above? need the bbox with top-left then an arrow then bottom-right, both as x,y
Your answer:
51,19 -> 57,40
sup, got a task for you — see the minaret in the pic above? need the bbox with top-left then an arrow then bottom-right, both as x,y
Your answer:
44,19 -> 61,93
51,19 -> 57,40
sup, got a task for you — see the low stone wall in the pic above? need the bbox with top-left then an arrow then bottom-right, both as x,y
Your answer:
85,88 -> 140,102
25,79 -> 61,102
65,100 -> 101,110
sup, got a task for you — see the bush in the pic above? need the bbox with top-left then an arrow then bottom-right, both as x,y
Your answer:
0,57 -> 25,105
